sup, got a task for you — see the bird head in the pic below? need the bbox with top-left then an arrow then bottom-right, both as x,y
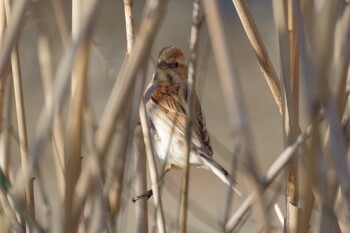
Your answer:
155,46 -> 187,84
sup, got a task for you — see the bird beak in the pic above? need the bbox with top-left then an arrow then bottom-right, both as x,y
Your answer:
157,61 -> 168,69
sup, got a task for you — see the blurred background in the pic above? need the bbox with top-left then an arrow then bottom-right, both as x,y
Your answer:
7,0 -> 297,232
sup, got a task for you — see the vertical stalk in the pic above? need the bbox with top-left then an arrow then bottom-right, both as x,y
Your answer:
134,125 -> 148,233
178,0 -> 201,232
4,0 -> 33,224
51,0 -> 69,50
273,0 -> 300,231
65,0 -> 90,230
122,1 -> 149,231
139,100 -> 166,233
0,0 -> 10,177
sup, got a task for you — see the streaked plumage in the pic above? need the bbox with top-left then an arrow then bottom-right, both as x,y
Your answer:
144,46 -> 239,193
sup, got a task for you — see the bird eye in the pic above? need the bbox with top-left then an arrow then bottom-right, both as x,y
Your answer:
174,62 -> 179,68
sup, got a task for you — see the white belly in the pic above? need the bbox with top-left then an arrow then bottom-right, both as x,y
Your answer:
148,106 -> 203,168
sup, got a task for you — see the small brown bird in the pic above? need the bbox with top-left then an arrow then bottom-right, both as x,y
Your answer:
133,46 -> 239,202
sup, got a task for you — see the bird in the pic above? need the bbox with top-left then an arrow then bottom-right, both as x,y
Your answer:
133,46 -> 239,202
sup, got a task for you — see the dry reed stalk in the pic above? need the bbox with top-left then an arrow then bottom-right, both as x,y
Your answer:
225,114 -> 323,231
0,0 -> 11,179
101,0 -> 138,224
65,1 -> 91,230
95,0 -> 169,161
51,0 -> 69,50
272,0 -> 300,231
231,0 -> 282,113
124,0 -> 135,58
201,0 -> 269,231
124,0 -> 148,229
0,0 -> 29,79
0,76 -> 11,177
0,0 -> 5,135
334,6 -> 350,112
134,125 -> 149,233
139,99 -> 166,233
4,0 -> 33,223
178,1 -> 201,232
122,0 -> 149,231
68,105 -> 100,231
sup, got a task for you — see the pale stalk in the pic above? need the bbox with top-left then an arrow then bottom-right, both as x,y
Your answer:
178,1 -> 201,232
231,0 -> 282,112
272,0 -> 300,231
0,0 -> 29,79
64,0 -> 90,230
4,0 -> 33,222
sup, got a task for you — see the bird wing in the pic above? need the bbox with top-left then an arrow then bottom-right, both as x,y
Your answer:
146,84 -> 213,157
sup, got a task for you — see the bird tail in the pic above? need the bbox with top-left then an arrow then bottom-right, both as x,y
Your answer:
200,155 -> 241,195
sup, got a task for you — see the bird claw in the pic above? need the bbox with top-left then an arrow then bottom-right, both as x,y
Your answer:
132,189 -> 153,203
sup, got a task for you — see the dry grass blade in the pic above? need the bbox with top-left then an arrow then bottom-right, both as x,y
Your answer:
231,0 -> 282,112
201,0 -> 268,230
178,1 -> 202,232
